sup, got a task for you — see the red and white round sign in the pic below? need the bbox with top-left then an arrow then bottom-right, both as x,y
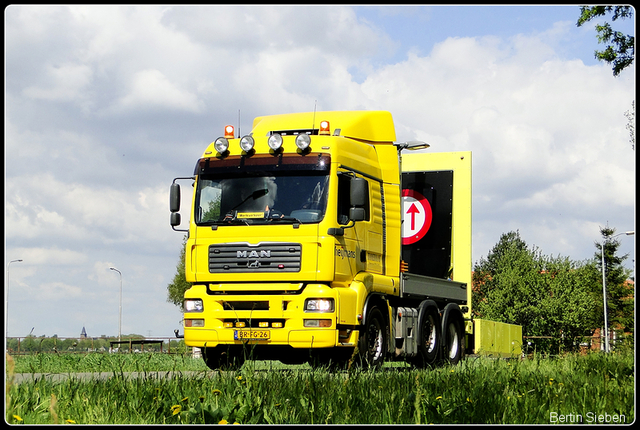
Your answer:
401,189 -> 432,245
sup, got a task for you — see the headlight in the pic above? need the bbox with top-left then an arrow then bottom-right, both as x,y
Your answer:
239,135 -> 255,152
214,137 -> 229,154
295,134 -> 311,150
268,133 -> 283,151
184,299 -> 204,312
304,298 -> 334,312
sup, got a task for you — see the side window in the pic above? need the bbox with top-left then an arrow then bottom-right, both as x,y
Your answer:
337,175 -> 350,225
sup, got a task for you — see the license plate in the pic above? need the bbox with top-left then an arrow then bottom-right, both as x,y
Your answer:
234,330 -> 270,340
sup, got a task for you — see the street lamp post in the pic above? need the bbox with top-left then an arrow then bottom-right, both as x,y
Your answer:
600,231 -> 634,353
109,267 -> 122,342
5,259 -> 23,346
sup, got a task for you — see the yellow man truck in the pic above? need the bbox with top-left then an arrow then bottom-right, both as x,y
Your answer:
170,110 -> 521,369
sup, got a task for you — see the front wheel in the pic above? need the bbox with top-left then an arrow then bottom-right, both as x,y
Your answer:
357,306 -> 387,368
308,348 -> 352,371
202,346 -> 245,371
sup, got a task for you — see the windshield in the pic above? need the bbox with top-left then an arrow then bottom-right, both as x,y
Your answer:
195,172 -> 329,225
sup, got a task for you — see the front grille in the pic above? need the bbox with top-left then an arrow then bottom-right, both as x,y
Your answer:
223,301 -> 269,311
209,243 -> 301,273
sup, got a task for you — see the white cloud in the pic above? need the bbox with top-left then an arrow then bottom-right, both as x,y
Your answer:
117,69 -> 205,113
23,63 -> 93,102
7,247 -> 88,266
4,5 -> 634,338
37,281 -> 84,300
6,172 -> 171,250
355,33 -> 633,263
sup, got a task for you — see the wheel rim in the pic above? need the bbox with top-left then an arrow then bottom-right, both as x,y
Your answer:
426,315 -> 437,353
447,322 -> 459,359
368,318 -> 384,361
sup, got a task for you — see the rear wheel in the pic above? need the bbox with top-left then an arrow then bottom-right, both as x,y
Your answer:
411,303 -> 441,368
443,317 -> 465,365
357,306 -> 387,368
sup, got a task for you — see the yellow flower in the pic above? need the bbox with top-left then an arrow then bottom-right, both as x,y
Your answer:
66,419 -> 77,424
212,389 -> 222,395
466,397 -> 472,403
435,396 -> 443,401
218,419 -> 228,424
181,397 -> 189,403
171,405 -> 182,415
13,415 -> 23,422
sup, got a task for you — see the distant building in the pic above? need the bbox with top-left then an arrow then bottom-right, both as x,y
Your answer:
80,326 -> 88,339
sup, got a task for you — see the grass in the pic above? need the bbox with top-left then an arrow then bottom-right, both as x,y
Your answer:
10,351 -> 210,374
5,351 -> 634,424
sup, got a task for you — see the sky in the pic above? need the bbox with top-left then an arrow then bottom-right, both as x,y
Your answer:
4,5 -> 635,339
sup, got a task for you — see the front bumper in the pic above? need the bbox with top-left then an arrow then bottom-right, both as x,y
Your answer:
183,283 -> 343,349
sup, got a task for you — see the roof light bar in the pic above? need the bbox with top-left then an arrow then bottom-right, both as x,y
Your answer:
214,137 -> 229,154
295,133 -> 311,151
239,135 -> 255,152
268,133 -> 284,151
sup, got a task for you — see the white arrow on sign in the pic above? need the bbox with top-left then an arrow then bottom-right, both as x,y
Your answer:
401,189 -> 432,245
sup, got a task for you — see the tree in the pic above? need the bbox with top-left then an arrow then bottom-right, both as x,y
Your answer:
577,6 -> 635,76
594,226 -> 634,335
472,231 -> 600,352
166,235 -> 192,310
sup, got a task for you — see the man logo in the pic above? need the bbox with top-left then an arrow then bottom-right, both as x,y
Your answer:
237,250 -> 272,258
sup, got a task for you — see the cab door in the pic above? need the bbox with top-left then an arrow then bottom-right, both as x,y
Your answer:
334,173 -> 384,277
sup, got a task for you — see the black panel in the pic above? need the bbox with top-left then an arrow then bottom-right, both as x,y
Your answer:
401,171 -> 453,279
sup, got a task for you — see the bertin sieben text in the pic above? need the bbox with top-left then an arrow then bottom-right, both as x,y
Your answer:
549,411 -> 627,424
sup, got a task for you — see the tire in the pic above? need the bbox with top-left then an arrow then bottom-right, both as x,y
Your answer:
411,303 -> 441,368
357,306 -> 387,368
443,316 -> 465,365
202,346 -> 245,371
308,348 -> 352,371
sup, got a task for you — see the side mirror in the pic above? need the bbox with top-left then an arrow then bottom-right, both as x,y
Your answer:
350,177 -> 367,207
170,212 -> 181,227
349,207 -> 365,222
170,182 -> 181,213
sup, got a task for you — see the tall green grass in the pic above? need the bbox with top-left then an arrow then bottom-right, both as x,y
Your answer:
11,352 -> 209,374
6,351 -> 634,424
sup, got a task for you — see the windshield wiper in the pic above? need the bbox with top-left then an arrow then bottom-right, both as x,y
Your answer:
265,209 -> 302,224
268,215 -> 302,224
231,189 -> 269,211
